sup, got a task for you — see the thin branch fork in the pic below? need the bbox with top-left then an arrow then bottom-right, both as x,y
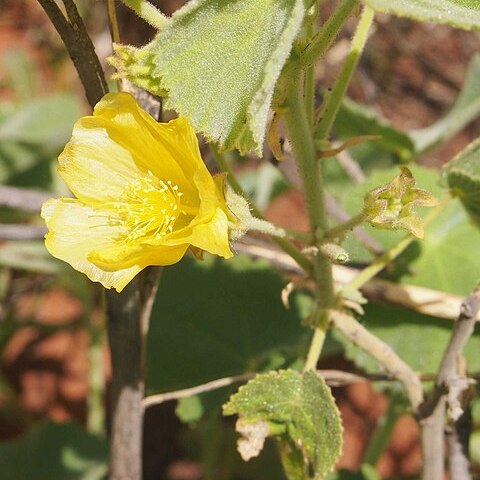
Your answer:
419,286 -> 480,480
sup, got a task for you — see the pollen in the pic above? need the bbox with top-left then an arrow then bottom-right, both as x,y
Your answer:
106,170 -> 184,243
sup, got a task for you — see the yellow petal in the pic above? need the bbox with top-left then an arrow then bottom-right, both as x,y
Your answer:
41,198 -> 143,292
59,92 -> 200,205
186,208 -> 233,258
93,92 -> 205,187
193,168 -> 229,215
88,241 -> 189,270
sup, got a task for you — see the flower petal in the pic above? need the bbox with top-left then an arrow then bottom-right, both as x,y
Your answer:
41,198 -> 143,292
88,241 -> 189,270
186,208 -> 233,258
59,92 -> 200,205
93,92 -> 205,185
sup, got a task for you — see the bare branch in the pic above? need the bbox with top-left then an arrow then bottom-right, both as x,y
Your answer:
331,310 -> 424,409
234,238 -> 472,322
143,373 -> 254,409
419,286 -> 480,480
447,408 -> 472,480
421,398 -> 446,480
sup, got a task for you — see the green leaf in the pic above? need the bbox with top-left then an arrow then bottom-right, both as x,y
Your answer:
223,370 -> 343,480
0,95 -> 80,147
0,421 -> 108,480
114,0 -> 307,154
361,0 -> 480,30
332,97 -> 415,163
336,303 -> 480,376
444,137 -> 480,226
410,55 -> 480,153
401,197 -> 480,294
146,255 -> 310,394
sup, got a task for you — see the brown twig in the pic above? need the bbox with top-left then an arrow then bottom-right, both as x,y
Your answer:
36,0 -> 108,107
143,368 -> 480,410
106,267 -> 161,480
35,5 -> 158,480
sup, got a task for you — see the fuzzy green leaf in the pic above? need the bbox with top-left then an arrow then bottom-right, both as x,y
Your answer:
223,370 -> 343,480
361,0 -> 480,30
444,137 -> 480,226
113,0 -> 307,155
146,255 -> 310,394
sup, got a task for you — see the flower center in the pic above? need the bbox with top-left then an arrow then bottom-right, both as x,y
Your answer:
108,170 -> 183,243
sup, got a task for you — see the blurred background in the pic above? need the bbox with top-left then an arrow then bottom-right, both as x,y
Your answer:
1,1 -> 480,479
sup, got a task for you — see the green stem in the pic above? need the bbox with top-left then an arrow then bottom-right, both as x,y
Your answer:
304,312 -> 329,371
300,0 -> 358,69
107,0 -> 120,44
284,67 -> 335,371
349,234 -> 414,290
284,69 -> 333,304
212,148 -> 312,273
316,5 -> 374,140
119,0 -> 170,30
304,3 -> 318,126
325,212 -> 366,239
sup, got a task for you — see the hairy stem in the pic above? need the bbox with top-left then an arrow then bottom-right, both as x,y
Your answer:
349,234 -> 414,290
118,0 -> 170,30
304,313 -> 329,371
304,3 -> 318,126
284,67 -> 334,370
325,213 -> 366,240
300,0 -> 357,69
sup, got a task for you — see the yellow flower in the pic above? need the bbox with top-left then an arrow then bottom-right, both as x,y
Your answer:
42,92 -> 234,292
